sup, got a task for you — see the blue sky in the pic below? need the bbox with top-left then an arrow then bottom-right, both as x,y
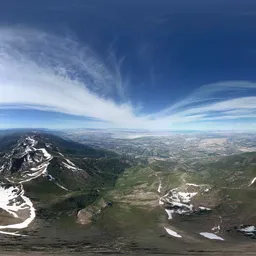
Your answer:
0,0 -> 256,131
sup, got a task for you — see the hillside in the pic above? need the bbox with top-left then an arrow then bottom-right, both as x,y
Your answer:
0,132 -> 131,239
0,131 -> 256,254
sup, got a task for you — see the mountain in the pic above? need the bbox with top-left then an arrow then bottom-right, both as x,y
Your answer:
0,131 -> 256,255
106,151 -> 256,243
0,131 -> 131,240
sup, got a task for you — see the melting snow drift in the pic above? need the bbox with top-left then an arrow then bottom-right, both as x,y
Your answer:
164,227 -> 182,238
0,184 -> 36,236
200,232 -> 224,241
249,177 -> 256,187
239,226 -> 256,232
157,180 -> 162,193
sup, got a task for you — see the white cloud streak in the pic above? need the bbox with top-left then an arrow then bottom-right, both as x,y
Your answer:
0,27 -> 256,130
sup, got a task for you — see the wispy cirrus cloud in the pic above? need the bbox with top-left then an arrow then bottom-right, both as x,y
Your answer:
0,27 -> 256,131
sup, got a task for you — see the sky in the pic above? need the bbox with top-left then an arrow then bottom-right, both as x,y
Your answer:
0,0 -> 256,131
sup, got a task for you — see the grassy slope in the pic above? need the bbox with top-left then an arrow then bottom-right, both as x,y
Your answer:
101,152 -> 256,235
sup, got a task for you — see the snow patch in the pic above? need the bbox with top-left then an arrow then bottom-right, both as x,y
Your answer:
26,136 -> 36,145
0,165 -> 4,173
164,227 -> 182,238
45,143 -> 52,148
157,180 -> 162,193
55,183 -> 69,191
47,174 -> 55,181
47,174 -> 69,191
212,216 -> 222,233
249,177 -> 256,187
200,232 -> 224,241
199,206 -> 211,211
37,148 -> 52,161
0,230 -> 25,236
62,162 -> 80,171
165,209 -> 174,220
159,199 -> 164,205
160,187 -> 198,219
159,183 -> 211,220
20,162 -> 50,183
178,192 -> 198,203
3,136 -> 53,184
239,226 -> 256,232
0,184 -> 36,231
186,183 -> 201,187
65,158 -> 76,167
212,225 -> 220,232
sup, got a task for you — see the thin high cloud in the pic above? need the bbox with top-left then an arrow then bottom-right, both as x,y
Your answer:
0,27 -> 256,130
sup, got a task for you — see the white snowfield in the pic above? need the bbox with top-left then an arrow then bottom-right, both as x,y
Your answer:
199,232 -> 224,241
164,227 -> 182,238
0,184 -> 36,236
